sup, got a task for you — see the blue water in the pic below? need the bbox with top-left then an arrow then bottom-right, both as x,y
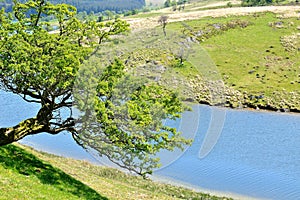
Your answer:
0,91 -> 97,162
1,90 -> 300,199
155,106 -> 300,199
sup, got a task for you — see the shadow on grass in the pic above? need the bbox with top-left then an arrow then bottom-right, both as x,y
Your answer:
0,144 -> 108,200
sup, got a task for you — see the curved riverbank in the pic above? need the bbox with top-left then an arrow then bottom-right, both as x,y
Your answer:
151,175 -> 262,200
191,79 -> 300,113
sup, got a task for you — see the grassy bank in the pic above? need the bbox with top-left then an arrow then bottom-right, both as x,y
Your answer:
0,144 -> 232,200
122,2 -> 300,112
164,11 -> 300,111
0,144 -> 106,200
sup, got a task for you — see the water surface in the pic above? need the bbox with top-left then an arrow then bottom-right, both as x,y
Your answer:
1,91 -> 300,199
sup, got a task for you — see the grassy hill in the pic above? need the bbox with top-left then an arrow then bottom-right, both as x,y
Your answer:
0,144 -> 106,200
124,1 -> 300,112
0,144 -> 232,200
165,11 -> 300,111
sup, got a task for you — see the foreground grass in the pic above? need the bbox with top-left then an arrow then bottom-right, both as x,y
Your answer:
0,144 -> 106,200
0,144 -> 232,200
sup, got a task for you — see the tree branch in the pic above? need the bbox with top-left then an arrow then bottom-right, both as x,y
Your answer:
0,117 -> 46,146
34,0 -> 44,27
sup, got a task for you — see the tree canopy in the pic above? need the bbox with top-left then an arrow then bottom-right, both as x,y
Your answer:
0,0 -> 190,176
241,0 -> 284,6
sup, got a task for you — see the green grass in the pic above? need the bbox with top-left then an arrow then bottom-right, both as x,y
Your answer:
0,144 -> 232,200
166,12 -> 300,110
0,144 -> 106,200
202,13 -> 300,93
184,0 -> 240,11
111,10 -> 300,110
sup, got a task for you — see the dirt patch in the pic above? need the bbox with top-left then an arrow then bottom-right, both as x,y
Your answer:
126,6 -> 300,31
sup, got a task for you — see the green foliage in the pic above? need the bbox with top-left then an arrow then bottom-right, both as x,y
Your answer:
164,0 -> 171,7
0,1 -> 129,121
241,0 -> 283,6
0,0 -> 189,176
227,2 -> 233,7
164,0 -> 187,8
0,1 -> 88,94
75,58 -> 191,177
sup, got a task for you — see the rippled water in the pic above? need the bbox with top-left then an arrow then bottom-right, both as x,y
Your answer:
1,91 -> 300,199
156,106 -> 300,200
0,91 -> 97,162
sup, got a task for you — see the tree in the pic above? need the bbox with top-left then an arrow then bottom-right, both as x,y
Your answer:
131,9 -> 138,15
104,10 -> 113,20
74,57 -> 191,176
97,14 -> 103,22
164,0 -> 171,7
158,15 -> 169,36
171,0 -> 177,11
0,0 -> 190,176
241,0 -> 282,6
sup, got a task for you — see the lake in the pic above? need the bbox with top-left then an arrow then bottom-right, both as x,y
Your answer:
1,91 -> 300,200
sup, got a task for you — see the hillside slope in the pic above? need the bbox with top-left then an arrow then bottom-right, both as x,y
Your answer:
0,144 -> 106,200
126,5 -> 299,30
0,144 -> 232,200
124,3 -> 300,111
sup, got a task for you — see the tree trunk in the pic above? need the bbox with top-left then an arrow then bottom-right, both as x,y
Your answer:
0,117 -> 46,146
163,27 -> 167,37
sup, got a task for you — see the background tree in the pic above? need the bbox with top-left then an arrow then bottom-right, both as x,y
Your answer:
181,0 -> 188,10
104,10 -> 113,20
164,0 -> 171,7
0,0 -> 190,176
171,0 -> 177,11
241,0 -> 283,6
158,15 -> 169,36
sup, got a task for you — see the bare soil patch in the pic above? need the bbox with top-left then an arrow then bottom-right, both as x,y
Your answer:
126,6 -> 300,31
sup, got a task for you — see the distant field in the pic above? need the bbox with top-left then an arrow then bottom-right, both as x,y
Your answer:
145,0 -> 203,6
145,0 -> 165,6
166,12 -> 300,110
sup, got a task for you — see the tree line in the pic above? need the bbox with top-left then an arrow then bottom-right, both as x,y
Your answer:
241,0 -> 298,6
0,0 -> 146,13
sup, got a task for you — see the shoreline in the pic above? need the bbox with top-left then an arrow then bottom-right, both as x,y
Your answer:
195,101 -> 300,116
151,175 -> 265,200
